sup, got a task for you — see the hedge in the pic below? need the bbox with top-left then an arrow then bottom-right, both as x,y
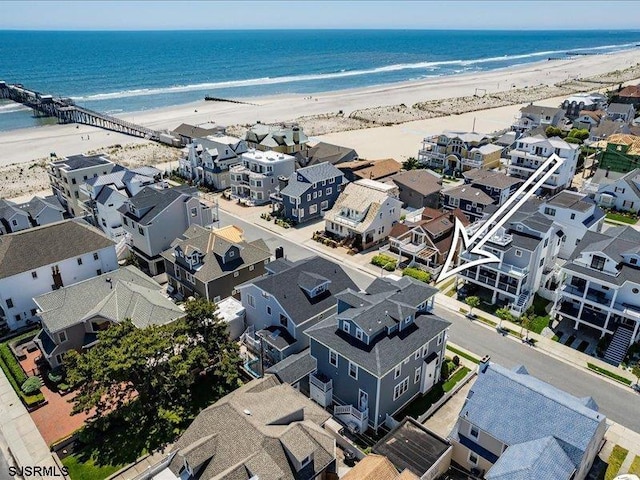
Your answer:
587,363 -> 632,385
371,254 -> 396,268
0,355 -> 44,407
0,343 -> 27,384
402,267 -> 431,283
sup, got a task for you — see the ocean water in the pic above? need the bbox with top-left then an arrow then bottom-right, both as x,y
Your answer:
1,29 -> 639,131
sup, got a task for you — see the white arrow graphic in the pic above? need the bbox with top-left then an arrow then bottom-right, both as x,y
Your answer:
436,154 -> 565,283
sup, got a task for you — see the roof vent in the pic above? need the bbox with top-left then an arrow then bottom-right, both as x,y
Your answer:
243,409 -> 252,416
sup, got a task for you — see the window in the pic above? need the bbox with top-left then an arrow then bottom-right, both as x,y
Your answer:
469,452 -> 479,466
309,204 -> 318,214
470,425 -> 479,438
631,258 -> 638,265
544,207 -> 556,216
123,217 -> 129,226
249,265 -> 255,271
329,349 -> 338,367
394,365 -> 402,379
570,213 -> 576,220
11,219 -> 17,226
247,294 -> 255,308
515,249 -> 522,257
96,269 -> 102,275
190,207 -> 198,217
31,271 -> 38,279
93,252 -> 100,261
326,187 -> 333,195
393,377 -> 409,400
321,200 -> 329,210
633,288 -> 639,294
138,226 -> 144,235
77,257 -> 83,265
349,362 -> 358,379
590,255 -> 606,271
415,350 -> 421,360
342,321 -> 350,334
543,238 -> 548,247
71,178 -> 77,185
437,332 -> 443,345
30,308 -> 37,316
307,194 -> 311,201
280,314 -> 288,328
14,314 -> 21,322
414,366 -> 421,384
59,331 -> 67,343
233,271 -> 239,277
356,328 -> 364,341
266,306 -> 272,315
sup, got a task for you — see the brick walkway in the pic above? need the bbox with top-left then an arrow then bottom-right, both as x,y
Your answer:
30,385 -> 90,446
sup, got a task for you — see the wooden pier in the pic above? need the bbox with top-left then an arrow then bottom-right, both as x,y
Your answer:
0,81 -> 161,141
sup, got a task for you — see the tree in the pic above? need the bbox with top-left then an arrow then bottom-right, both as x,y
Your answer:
545,126 -> 564,138
520,314 -> 532,341
495,307 -> 514,329
632,363 -> 640,386
465,296 -> 480,316
402,157 -> 420,170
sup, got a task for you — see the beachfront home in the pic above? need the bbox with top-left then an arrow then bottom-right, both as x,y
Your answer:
179,134 -> 248,190
589,119 -> 632,142
171,122 -> 226,147
244,123 -> 309,154
551,226 -> 640,365
417,131 -> 499,172
79,166 -> 161,242
155,375 -> 336,480
450,361 -> 606,480
161,224 -> 270,302
596,134 -> 640,173
507,135 -> 580,195
561,92 -> 607,119
305,276 -> 449,432
606,103 -> 636,124
0,196 -> 64,235
457,202 -> 563,316
442,185 -> 494,222
539,191 -> 605,260
383,208 -> 469,276
462,169 -> 523,206
511,104 -> 566,135
119,185 -> 213,276
614,84 -> 640,109
337,159 -> 402,182
594,168 -> 640,212
324,179 -> 402,250
33,266 -> 184,369
573,110 -> 605,131
295,141 -> 358,168
229,149 -> 296,205
384,169 -> 442,209
270,162 -> 344,224
48,154 -> 117,217
238,256 -> 358,367
0,220 -> 117,331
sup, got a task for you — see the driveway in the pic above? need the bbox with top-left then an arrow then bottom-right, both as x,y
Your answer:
423,377 -> 476,438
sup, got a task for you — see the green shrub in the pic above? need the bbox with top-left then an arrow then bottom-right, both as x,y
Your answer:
383,262 -> 396,272
0,344 -> 27,384
0,356 -> 44,407
47,369 -> 64,384
402,267 -> 431,283
587,363 -> 632,385
21,376 -> 42,395
371,254 -> 396,268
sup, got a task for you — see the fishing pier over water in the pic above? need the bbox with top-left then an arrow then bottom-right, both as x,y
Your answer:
0,81 -> 161,141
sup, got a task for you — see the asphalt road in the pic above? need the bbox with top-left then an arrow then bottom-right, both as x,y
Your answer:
217,208 -> 640,431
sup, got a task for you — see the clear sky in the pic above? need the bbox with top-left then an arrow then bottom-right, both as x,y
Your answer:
2,1 -> 640,31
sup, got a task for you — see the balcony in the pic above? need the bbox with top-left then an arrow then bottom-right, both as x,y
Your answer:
497,282 -> 518,295
585,287 -> 611,305
334,214 -> 363,228
613,302 -> 640,320
310,373 -> 332,393
460,252 -> 528,277
334,404 -> 369,423
562,284 -> 586,298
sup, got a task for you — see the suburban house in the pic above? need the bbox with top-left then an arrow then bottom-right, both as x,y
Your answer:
596,134 -> 640,173
450,361 -> 606,480
229,149 -> 296,205
157,375 -> 336,480
0,220 -> 117,331
383,208 -> 469,276
614,84 -> 640,109
350,159 -> 402,182
462,169 -> 523,206
295,141 -> 358,168
561,92 -> 607,119
119,186 -> 213,276
607,102 -> 637,123
238,256 -> 358,367
594,168 -> 640,212
270,162 -> 344,224
551,226 -> 640,365
538,191 -> 605,259
589,119 -> 632,142
457,203 -> 563,316
48,154 -> 116,217
305,275 -> 450,432
171,122 -> 226,146
511,104 -> 566,135
33,266 -> 184,369
507,135 -> 580,195
442,184 -> 494,222
385,170 -> 443,209
244,123 -> 309,154
161,224 -> 270,302
573,110 -> 605,131
324,179 -> 402,250
0,196 -> 64,235
417,131 -> 499,172
79,165 -> 162,241
178,134 -> 248,190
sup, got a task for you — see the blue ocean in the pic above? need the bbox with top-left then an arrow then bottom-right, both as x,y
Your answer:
1,29 -> 639,131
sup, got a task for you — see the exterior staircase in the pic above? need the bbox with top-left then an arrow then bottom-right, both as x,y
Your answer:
115,236 -> 129,260
604,326 -> 634,366
510,291 -> 531,316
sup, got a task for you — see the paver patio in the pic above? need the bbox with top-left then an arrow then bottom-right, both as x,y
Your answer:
30,384 -> 90,445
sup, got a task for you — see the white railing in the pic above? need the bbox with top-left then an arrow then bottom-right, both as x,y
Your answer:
310,374 -> 332,392
334,404 -> 369,422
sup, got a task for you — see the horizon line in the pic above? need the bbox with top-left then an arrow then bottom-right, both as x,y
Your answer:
2,27 -> 640,32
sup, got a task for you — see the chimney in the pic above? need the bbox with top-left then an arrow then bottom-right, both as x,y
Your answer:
479,355 -> 491,374
106,277 -> 112,289
278,175 -> 289,191
292,126 -> 300,143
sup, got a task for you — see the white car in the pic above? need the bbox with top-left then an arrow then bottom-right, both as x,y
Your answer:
615,475 -> 640,480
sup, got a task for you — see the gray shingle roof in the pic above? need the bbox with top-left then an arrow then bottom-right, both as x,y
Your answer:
545,191 -> 594,212
0,220 -> 114,280
35,266 -> 183,333
169,375 -> 334,480
300,142 -> 358,167
280,162 -> 343,198
463,169 -> 522,190
118,185 -> 198,226
266,350 -> 317,384
244,256 -> 358,323
444,185 -> 494,204
388,170 -> 443,196
460,363 -> 604,470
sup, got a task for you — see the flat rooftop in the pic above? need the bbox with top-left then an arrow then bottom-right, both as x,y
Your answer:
54,154 -> 112,170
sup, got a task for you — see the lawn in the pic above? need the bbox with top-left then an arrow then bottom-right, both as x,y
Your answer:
605,212 -> 637,225
444,367 -> 471,392
447,345 -> 481,364
629,455 -> 640,475
604,445 -> 629,480
62,454 -> 124,480
587,363 -> 632,385
527,295 -> 551,334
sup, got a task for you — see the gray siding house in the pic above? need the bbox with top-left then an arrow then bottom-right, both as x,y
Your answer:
0,196 -> 65,235
271,162 -> 344,224
306,276 -> 450,432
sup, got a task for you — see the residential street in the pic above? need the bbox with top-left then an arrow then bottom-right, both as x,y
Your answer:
217,207 -> 640,432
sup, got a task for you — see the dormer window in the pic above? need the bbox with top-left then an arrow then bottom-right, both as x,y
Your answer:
394,365 -> 401,379
356,328 -> 364,341
590,255 -> 606,271
229,250 -> 235,258
342,321 -> 350,334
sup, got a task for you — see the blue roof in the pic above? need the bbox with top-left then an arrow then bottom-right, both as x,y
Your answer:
461,363 -> 604,469
486,436 -> 575,480
280,162 -> 342,198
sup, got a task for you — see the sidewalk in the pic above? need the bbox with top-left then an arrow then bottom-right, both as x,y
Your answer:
601,422 -> 640,475
0,368 -> 64,479
436,293 -> 637,386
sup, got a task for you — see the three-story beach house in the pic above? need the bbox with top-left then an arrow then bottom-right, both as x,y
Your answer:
442,185 -> 494,222
0,196 -> 64,235
511,104 -> 566,134
594,168 -> 640,212
244,123 -> 309,154
305,276 -> 450,433
270,162 -> 344,224
418,131 -> 500,172
230,150 -> 296,205
461,169 -> 523,206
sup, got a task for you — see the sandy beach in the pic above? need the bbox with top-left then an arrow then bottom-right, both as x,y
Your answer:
1,48 -> 640,199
